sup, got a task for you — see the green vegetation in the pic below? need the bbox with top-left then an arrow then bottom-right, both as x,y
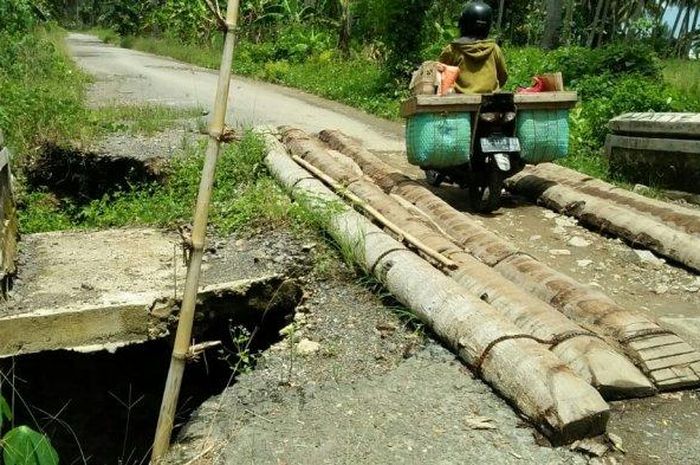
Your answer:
0,26 -> 200,158
5,0 -> 700,236
0,26 -> 91,155
19,133 -> 294,234
0,394 -> 58,465
663,58 -> 700,104
90,27 -> 700,180
89,104 -> 203,136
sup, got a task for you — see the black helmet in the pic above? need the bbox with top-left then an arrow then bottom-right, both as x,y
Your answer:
459,1 -> 493,39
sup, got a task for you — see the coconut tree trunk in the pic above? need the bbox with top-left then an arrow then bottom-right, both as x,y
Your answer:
624,0 -> 644,37
264,132 -> 610,443
506,173 -> 700,272
562,0 -> 576,44
318,128 -> 700,392
497,0 -> 505,30
542,0 -> 565,48
588,0 -> 607,46
281,127 -> 655,399
596,0 -> 614,45
672,3 -> 687,36
676,2 -> 694,56
514,163 -> 700,236
338,0 -> 352,57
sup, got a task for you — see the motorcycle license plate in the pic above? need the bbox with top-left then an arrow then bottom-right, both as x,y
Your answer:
480,136 -> 520,153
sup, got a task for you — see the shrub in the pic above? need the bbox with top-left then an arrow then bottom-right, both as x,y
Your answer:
502,47 -> 554,89
572,73 -> 674,149
596,42 -> 662,79
550,46 -> 597,84
0,28 -> 90,155
261,60 -> 291,82
0,0 -> 37,34
269,25 -> 333,63
382,0 -> 433,80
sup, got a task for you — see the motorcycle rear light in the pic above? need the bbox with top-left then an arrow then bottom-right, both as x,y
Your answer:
479,112 -> 499,123
503,112 -> 517,123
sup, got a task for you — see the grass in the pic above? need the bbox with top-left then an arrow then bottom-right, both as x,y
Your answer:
0,26 -> 203,158
663,59 -> 700,106
88,27 -> 121,46
89,104 -> 204,136
18,133 -> 294,234
0,26 -> 91,155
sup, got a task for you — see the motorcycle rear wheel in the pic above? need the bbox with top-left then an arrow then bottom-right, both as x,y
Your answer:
425,170 -> 444,187
469,169 -> 503,213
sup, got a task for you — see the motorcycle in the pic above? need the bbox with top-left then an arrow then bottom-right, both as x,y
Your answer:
424,92 -> 524,213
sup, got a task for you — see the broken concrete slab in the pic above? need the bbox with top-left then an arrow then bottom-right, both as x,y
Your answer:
6,228 -> 183,317
0,228 -> 296,357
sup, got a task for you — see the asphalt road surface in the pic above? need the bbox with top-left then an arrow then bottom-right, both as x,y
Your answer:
67,33 -> 403,153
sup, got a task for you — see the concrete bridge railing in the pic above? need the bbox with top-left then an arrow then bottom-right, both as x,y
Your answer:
606,112 -> 700,194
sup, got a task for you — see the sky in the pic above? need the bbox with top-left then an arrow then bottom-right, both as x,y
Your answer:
663,5 -> 698,37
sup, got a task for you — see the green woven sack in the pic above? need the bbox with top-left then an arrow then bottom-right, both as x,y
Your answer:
516,110 -> 570,164
406,113 -> 472,168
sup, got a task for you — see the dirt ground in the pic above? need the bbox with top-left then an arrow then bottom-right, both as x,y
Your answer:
58,34 -> 700,465
171,232 -> 588,465
172,230 -> 700,465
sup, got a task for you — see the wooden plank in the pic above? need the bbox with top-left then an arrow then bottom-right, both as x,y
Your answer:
401,95 -> 482,117
401,92 -> 578,117
609,112 -> 700,138
644,352 -> 700,372
630,336 -> 690,351
515,92 -> 578,110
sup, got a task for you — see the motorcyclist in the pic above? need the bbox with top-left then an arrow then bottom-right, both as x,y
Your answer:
438,1 -> 508,94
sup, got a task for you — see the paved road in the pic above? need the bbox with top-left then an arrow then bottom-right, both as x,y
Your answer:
66,33 -> 403,152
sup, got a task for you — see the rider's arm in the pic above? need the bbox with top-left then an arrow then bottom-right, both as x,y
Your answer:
495,45 -> 508,87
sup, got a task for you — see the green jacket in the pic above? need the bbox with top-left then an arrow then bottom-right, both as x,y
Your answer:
438,38 -> 508,94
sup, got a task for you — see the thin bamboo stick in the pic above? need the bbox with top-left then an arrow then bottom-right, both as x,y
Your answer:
291,155 -> 457,270
151,1 -> 241,462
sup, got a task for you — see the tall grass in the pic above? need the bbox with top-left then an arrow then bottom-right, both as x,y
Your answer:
663,59 -> 700,110
0,26 -> 91,155
0,27 -> 202,160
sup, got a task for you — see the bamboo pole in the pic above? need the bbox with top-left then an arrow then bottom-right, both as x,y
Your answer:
151,1 -> 241,461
